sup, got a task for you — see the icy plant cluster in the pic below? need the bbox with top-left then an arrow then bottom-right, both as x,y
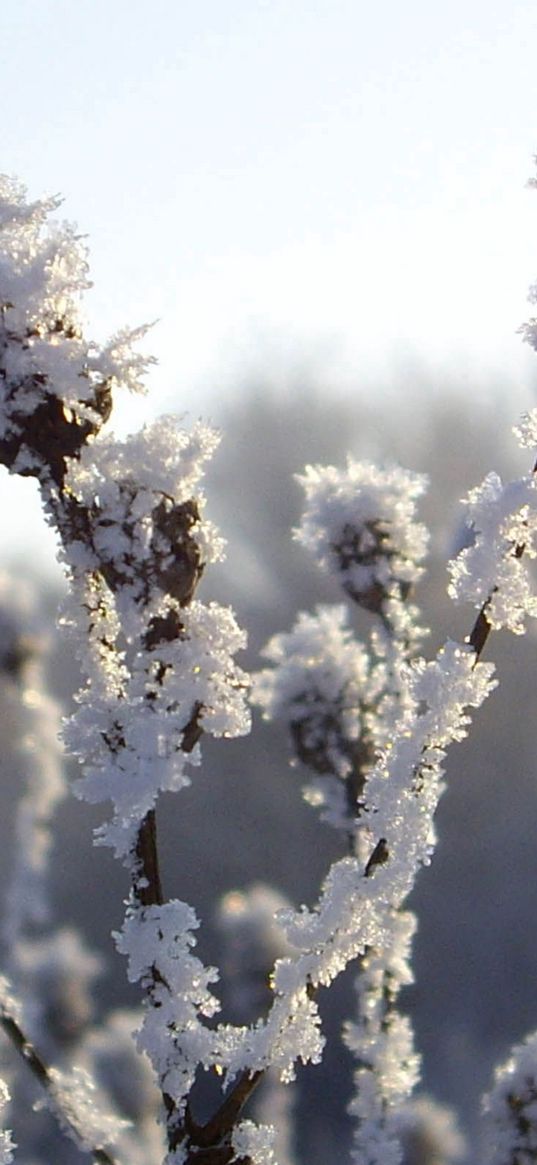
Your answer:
0,173 -> 537,1165
482,1032 -> 537,1165
448,471 -> 537,633
296,460 -> 428,616
0,175 -> 150,487
0,1081 -> 14,1165
253,452 -> 501,1165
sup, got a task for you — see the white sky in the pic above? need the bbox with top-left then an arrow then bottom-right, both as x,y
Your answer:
2,0 -> 537,564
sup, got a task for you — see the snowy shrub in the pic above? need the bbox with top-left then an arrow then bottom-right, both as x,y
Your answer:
0,172 -> 535,1165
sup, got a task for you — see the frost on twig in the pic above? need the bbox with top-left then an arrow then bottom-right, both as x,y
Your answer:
448,471 -> 537,634
0,176 -> 152,490
216,887 -> 298,1165
295,459 -> 428,626
253,435 -> 537,1164
254,462 -> 429,833
481,1031 -> 537,1165
0,1081 -> 15,1165
0,571 -> 140,1160
249,647 -> 491,1155
0,177 -> 253,1162
253,605 -> 378,828
344,910 -> 420,1165
0,975 -> 119,1165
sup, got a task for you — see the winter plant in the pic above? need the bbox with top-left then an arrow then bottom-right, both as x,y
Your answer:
0,172 -> 536,1165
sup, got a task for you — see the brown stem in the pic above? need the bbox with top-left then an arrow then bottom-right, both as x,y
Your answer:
0,1009 -> 117,1165
134,809 -> 164,908
468,454 -> 537,662
192,1070 -> 264,1150
467,600 -> 492,659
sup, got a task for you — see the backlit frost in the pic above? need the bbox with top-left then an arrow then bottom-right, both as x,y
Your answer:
295,460 -> 428,608
448,472 -> 537,632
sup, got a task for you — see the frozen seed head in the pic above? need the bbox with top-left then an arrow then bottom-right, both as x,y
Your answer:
482,1030 -> 537,1165
253,605 -> 372,780
0,175 -> 153,487
64,419 -> 224,610
514,408 -> 537,450
295,459 -> 428,613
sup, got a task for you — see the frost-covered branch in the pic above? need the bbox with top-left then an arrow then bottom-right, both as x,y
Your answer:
253,460 -> 430,1163
0,976 -> 120,1165
482,1032 -> 537,1165
0,176 -> 253,1163
252,434 -> 537,1164
0,1081 -> 15,1165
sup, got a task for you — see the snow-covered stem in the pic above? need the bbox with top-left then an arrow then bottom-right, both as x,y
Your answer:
255,461 -> 430,1163
0,177 -> 254,1162
0,1081 -> 15,1165
481,1031 -> 537,1165
344,911 -> 419,1165
215,887 -> 298,1165
0,979 -> 117,1165
252,436 -> 537,1163
464,460 -> 537,661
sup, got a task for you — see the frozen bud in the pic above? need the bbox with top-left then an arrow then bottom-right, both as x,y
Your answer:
295,459 -> 428,614
0,1079 -> 15,1164
0,175 -> 151,488
253,606 -> 377,826
513,409 -> 537,450
64,419 -> 224,617
482,1030 -> 537,1165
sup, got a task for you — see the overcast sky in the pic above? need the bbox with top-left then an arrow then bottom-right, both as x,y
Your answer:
2,0 -> 537,561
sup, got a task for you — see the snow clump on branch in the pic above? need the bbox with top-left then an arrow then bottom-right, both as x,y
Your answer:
295,459 -> 428,614
482,1031 -> 537,1165
0,175 -> 152,488
0,1082 -> 14,1165
448,471 -> 537,633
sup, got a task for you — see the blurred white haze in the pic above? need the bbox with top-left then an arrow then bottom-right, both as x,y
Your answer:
1,11 -> 537,397
1,0 -> 537,554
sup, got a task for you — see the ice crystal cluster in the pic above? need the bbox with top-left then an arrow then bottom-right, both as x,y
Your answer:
482,1031 -> 537,1165
0,175 -> 150,488
0,1082 -> 14,1165
0,173 -> 537,1165
296,459 -> 428,614
253,423 -> 537,1165
62,419 -> 249,853
448,470 -> 537,633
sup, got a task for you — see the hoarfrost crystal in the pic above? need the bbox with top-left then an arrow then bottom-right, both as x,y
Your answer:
482,1031 -> 537,1165
0,1082 -> 14,1165
295,459 -> 428,611
448,473 -> 537,632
